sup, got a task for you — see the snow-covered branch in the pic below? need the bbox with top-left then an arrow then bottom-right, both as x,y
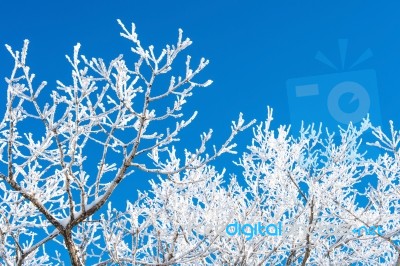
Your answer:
0,21 -> 250,265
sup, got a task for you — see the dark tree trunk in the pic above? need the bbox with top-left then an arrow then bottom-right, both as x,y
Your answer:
63,231 -> 82,266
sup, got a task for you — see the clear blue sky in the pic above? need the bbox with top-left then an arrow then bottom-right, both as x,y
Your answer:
0,0 -> 399,248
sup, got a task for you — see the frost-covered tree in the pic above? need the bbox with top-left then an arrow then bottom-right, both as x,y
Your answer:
1,21 -> 399,266
0,21 -> 253,265
92,110 -> 400,265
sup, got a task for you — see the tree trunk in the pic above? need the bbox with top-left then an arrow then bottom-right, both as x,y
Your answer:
63,231 -> 82,266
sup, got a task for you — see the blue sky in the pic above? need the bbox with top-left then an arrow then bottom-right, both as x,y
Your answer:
2,1 -> 400,127
1,1 -> 400,197
0,1 -> 400,259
